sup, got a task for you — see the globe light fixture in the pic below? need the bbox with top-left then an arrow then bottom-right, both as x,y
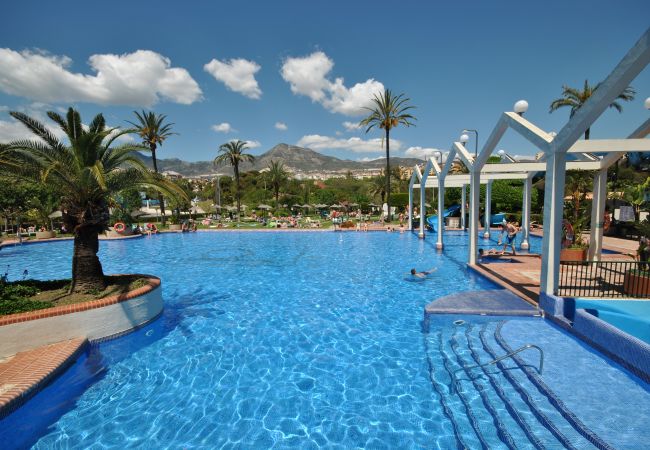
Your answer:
514,100 -> 529,115
497,149 -> 505,157
645,97 -> 650,109
460,133 -> 469,144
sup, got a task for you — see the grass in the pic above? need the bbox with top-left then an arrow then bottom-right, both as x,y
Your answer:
0,275 -> 150,316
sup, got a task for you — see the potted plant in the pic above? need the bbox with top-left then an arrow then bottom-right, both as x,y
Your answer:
624,230 -> 650,296
560,218 -> 589,261
168,214 -> 182,231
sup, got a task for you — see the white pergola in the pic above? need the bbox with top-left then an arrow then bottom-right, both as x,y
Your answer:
442,28 -> 650,296
408,153 -> 602,251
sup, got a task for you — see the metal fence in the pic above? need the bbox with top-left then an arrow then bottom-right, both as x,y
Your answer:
558,260 -> 650,298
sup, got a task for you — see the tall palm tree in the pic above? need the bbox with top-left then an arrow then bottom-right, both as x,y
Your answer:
3,108 -> 186,293
213,140 -> 254,221
549,79 -> 635,140
360,89 -> 416,221
267,160 -> 289,211
128,110 -> 177,224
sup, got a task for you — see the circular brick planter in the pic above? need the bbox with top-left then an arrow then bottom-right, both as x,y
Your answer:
0,276 -> 162,358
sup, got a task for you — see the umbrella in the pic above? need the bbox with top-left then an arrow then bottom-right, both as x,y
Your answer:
301,204 -> 311,209
330,204 -> 341,208
48,210 -> 63,218
257,204 -> 273,210
368,203 -> 378,207
189,206 -> 205,214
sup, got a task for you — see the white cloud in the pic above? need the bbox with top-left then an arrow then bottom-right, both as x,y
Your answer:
275,122 -> 288,131
404,146 -> 444,160
0,49 -> 202,106
281,51 -> 383,116
227,139 -> 261,149
204,58 -> 262,99
212,122 -> 234,133
342,121 -> 362,131
297,134 -> 402,153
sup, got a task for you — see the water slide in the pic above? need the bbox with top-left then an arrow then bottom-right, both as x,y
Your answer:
425,205 -> 461,232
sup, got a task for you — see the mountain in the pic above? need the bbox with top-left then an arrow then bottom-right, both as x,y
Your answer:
137,143 -> 423,177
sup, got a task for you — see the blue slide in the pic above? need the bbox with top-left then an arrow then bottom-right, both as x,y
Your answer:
426,204 -> 461,232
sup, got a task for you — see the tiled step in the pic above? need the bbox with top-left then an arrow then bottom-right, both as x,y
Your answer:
480,321 -> 599,449
0,338 -> 87,418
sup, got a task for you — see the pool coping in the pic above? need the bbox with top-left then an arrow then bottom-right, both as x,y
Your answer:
0,275 -> 161,326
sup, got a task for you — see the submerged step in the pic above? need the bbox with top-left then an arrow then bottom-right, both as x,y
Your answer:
424,290 -> 540,318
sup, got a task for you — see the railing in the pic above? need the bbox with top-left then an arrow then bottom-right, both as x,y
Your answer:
455,344 -> 544,377
558,260 -> 650,298
452,344 -> 544,392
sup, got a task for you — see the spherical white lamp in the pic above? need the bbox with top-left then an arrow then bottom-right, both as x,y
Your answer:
514,100 -> 529,115
460,133 -> 469,144
549,131 -> 557,138
645,97 -> 650,110
497,149 -> 505,157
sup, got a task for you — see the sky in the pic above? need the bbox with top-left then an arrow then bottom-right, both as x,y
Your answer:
0,1 -> 648,163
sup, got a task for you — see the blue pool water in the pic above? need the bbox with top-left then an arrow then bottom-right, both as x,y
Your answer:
575,299 -> 650,344
0,231 -> 648,449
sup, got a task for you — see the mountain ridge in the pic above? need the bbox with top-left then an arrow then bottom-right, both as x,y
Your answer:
137,143 -> 423,177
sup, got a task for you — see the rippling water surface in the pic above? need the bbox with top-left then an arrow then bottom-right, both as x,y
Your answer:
0,231 -> 497,449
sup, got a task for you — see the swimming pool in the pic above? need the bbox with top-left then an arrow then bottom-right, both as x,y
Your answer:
575,299 -> 650,344
0,231 -> 648,448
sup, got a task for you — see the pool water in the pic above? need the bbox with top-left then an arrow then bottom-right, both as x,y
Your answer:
575,299 -> 650,344
0,231 -> 492,448
0,231 -> 648,449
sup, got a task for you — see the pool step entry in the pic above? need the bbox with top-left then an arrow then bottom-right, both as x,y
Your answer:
423,320 -> 614,449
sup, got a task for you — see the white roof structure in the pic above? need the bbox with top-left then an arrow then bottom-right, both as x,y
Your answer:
408,27 -> 650,298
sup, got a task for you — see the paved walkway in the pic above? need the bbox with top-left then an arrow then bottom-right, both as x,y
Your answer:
473,232 -> 639,304
0,338 -> 87,418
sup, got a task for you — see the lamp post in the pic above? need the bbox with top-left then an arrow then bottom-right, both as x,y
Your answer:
514,100 -> 529,116
461,129 -> 478,157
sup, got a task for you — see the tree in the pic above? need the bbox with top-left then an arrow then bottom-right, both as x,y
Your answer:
3,108 -> 186,293
564,170 -> 594,224
266,160 -> 289,211
128,110 -> 177,224
369,171 -> 390,204
623,177 -> 650,221
360,89 -> 416,220
213,140 -> 254,221
549,79 -> 635,140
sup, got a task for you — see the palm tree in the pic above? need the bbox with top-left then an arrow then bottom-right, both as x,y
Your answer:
369,171 -> 389,205
360,89 -> 416,221
3,108 -> 186,293
213,140 -> 254,221
128,111 -> 177,224
549,80 -> 635,140
564,170 -> 594,223
267,160 -> 289,211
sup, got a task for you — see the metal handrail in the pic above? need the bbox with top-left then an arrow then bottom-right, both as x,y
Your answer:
455,344 -> 544,376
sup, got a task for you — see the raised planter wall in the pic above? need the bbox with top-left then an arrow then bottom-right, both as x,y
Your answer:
168,224 -> 182,231
0,277 -> 162,358
35,231 -> 56,239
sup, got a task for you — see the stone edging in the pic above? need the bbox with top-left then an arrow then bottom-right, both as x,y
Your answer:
0,276 -> 161,326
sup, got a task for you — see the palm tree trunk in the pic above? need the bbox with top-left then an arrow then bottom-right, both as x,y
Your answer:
151,146 -> 167,225
70,227 -> 105,293
385,128 -> 391,222
234,164 -> 241,222
585,128 -> 590,140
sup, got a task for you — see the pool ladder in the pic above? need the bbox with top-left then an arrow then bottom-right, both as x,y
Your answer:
452,344 -> 544,392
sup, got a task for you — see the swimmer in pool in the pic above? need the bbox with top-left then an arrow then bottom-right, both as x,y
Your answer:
410,268 -> 437,279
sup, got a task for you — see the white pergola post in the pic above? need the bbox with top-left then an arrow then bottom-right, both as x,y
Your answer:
461,184 -> 467,230
540,151 -> 567,295
483,180 -> 492,239
408,187 -> 414,231
521,175 -> 533,250
419,176 -> 427,239
588,168 -> 608,260
468,169 -> 481,264
437,178 -> 445,249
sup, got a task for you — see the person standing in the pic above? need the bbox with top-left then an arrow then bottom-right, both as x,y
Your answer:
502,222 -> 520,255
